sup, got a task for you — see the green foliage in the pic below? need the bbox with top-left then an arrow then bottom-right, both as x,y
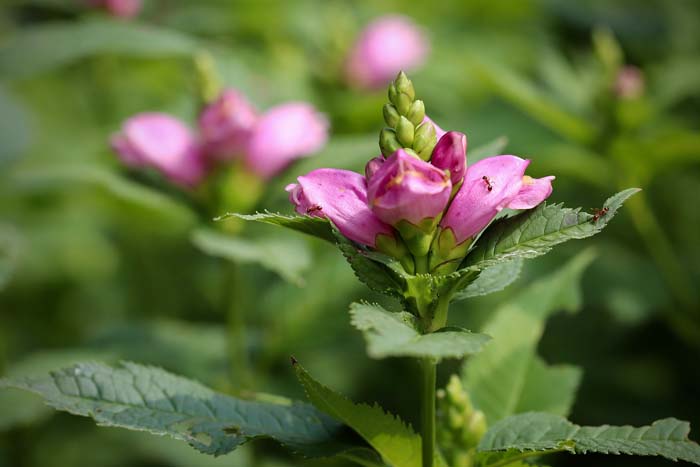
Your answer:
0,19 -> 199,79
462,250 -> 595,424
191,228 -> 311,285
350,302 -> 491,360
0,361 -> 353,458
219,211 -> 336,244
463,188 -> 640,270
452,259 -> 522,301
293,360 -> 424,467
479,412 -> 700,465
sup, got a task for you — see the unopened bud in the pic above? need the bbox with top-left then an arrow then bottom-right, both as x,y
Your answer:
383,103 -> 400,128
379,128 -> 402,157
396,116 -> 415,147
407,100 -> 425,126
413,121 -> 437,160
394,71 -> 416,100
394,92 -> 412,115
388,84 -> 399,104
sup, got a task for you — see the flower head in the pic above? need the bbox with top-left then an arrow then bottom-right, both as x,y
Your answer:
246,103 -> 329,179
345,15 -> 429,90
367,149 -> 451,227
198,88 -> 258,161
430,131 -> 467,186
111,113 -> 206,187
89,0 -> 142,18
286,169 -> 392,247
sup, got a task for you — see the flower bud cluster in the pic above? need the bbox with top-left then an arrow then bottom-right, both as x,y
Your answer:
437,376 -> 488,467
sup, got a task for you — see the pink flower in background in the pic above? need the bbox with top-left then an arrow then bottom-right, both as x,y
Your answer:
286,169 -> 393,247
345,15 -> 429,90
367,149 -> 451,226
198,89 -> 258,161
615,66 -> 645,99
441,156 -> 554,245
245,102 -> 329,179
111,113 -> 206,187
89,0 -> 142,18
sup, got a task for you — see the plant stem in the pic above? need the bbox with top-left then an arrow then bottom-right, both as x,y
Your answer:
486,448 -> 566,467
420,357 -> 437,467
224,262 -> 252,390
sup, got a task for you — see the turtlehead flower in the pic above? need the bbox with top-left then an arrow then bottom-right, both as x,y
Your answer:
111,113 -> 206,187
286,169 -> 393,247
89,0 -> 142,18
345,16 -> 429,90
441,156 -> 554,245
367,149 -> 451,227
198,88 -> 258,160
246,103 -> 329,179
430,131 -> 467,186
615,65 -> 645,99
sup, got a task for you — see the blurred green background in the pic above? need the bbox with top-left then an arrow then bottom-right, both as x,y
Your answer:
1,1 -> 699,466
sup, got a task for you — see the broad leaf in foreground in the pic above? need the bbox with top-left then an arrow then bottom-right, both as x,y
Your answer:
463,188 -> 640,270
217,212 -> 336,244
462,250 -> 595,424
452,259 -> 523,301
350,302 -> 491,360
0,362 -> 356,458
479,412 -> 700,465
293,360 -> 424,467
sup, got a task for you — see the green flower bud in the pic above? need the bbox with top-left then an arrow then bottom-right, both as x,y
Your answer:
396,116 -> 415,147
388,83 -> 398,104
394,71 -> 416,100
379,128 -> 402,157
407,100 -> 426,126
413,121 -> 437,160
383,103 -> 400,128
394,92 -> 412,115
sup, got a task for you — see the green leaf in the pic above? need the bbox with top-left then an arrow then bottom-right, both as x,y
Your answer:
453,259 -> 523,301
293,360 -> 422,467
462,250 -> 595,424
335,235 -> 406,298
0,224 -> 21,291
0,361 -> 356,458
463,189 -> 640,271
218,211 -> 336,245
0,19 -> 198,79
479,412 -> 700,465
350,302 -> 491,360
191,228 -> 311,286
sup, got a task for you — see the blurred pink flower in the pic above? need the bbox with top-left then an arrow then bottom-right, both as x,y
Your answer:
245,102 -> 329,179
199,89 -> 259,161
89,0 -> 142,18
345,15 -> 429,90
111,113 -> 206,188
615,66 -> 645,99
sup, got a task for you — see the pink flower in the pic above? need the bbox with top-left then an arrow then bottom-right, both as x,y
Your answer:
89,0 -> 142,18
345,15 -> 429,90
198,89 -> 258,161
441,156 -> 554,245
246,103 -> 329,179
367,149 -> 451,226
430,131 -> 467,186
286,169 -> 393,247
111,113 -> 206,187
615,66 -> 645,99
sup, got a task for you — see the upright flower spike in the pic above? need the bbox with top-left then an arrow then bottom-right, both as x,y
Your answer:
245,102 -> 329,179
111,113 -> 206,188
345,15 -> 429,90
367,149 -> 451,259
198,88 -> 258,161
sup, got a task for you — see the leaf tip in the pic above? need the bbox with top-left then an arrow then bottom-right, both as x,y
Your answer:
290,355 -> 298,366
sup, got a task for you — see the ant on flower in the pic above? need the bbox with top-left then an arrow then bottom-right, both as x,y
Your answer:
306,204 -> 323,214
482,176 -> 494,192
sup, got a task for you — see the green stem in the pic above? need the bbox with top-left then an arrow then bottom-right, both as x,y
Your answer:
420,358 -> 437,467
224,262 -> 253,390
486,448 -> 566,467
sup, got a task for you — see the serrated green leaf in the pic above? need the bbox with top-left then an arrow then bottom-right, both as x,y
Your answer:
350,302 -> 491,360
335,235 -> 405,298
0,361 -> 358,458
217,211 -> 336,245
453,259 -> 523,301
463,250 -> 595,424
463,188 -> 640,271
293,360 -> 422,467
191,228 -> 311,285
0,19 -> 198,79
479,412 -> 700,465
